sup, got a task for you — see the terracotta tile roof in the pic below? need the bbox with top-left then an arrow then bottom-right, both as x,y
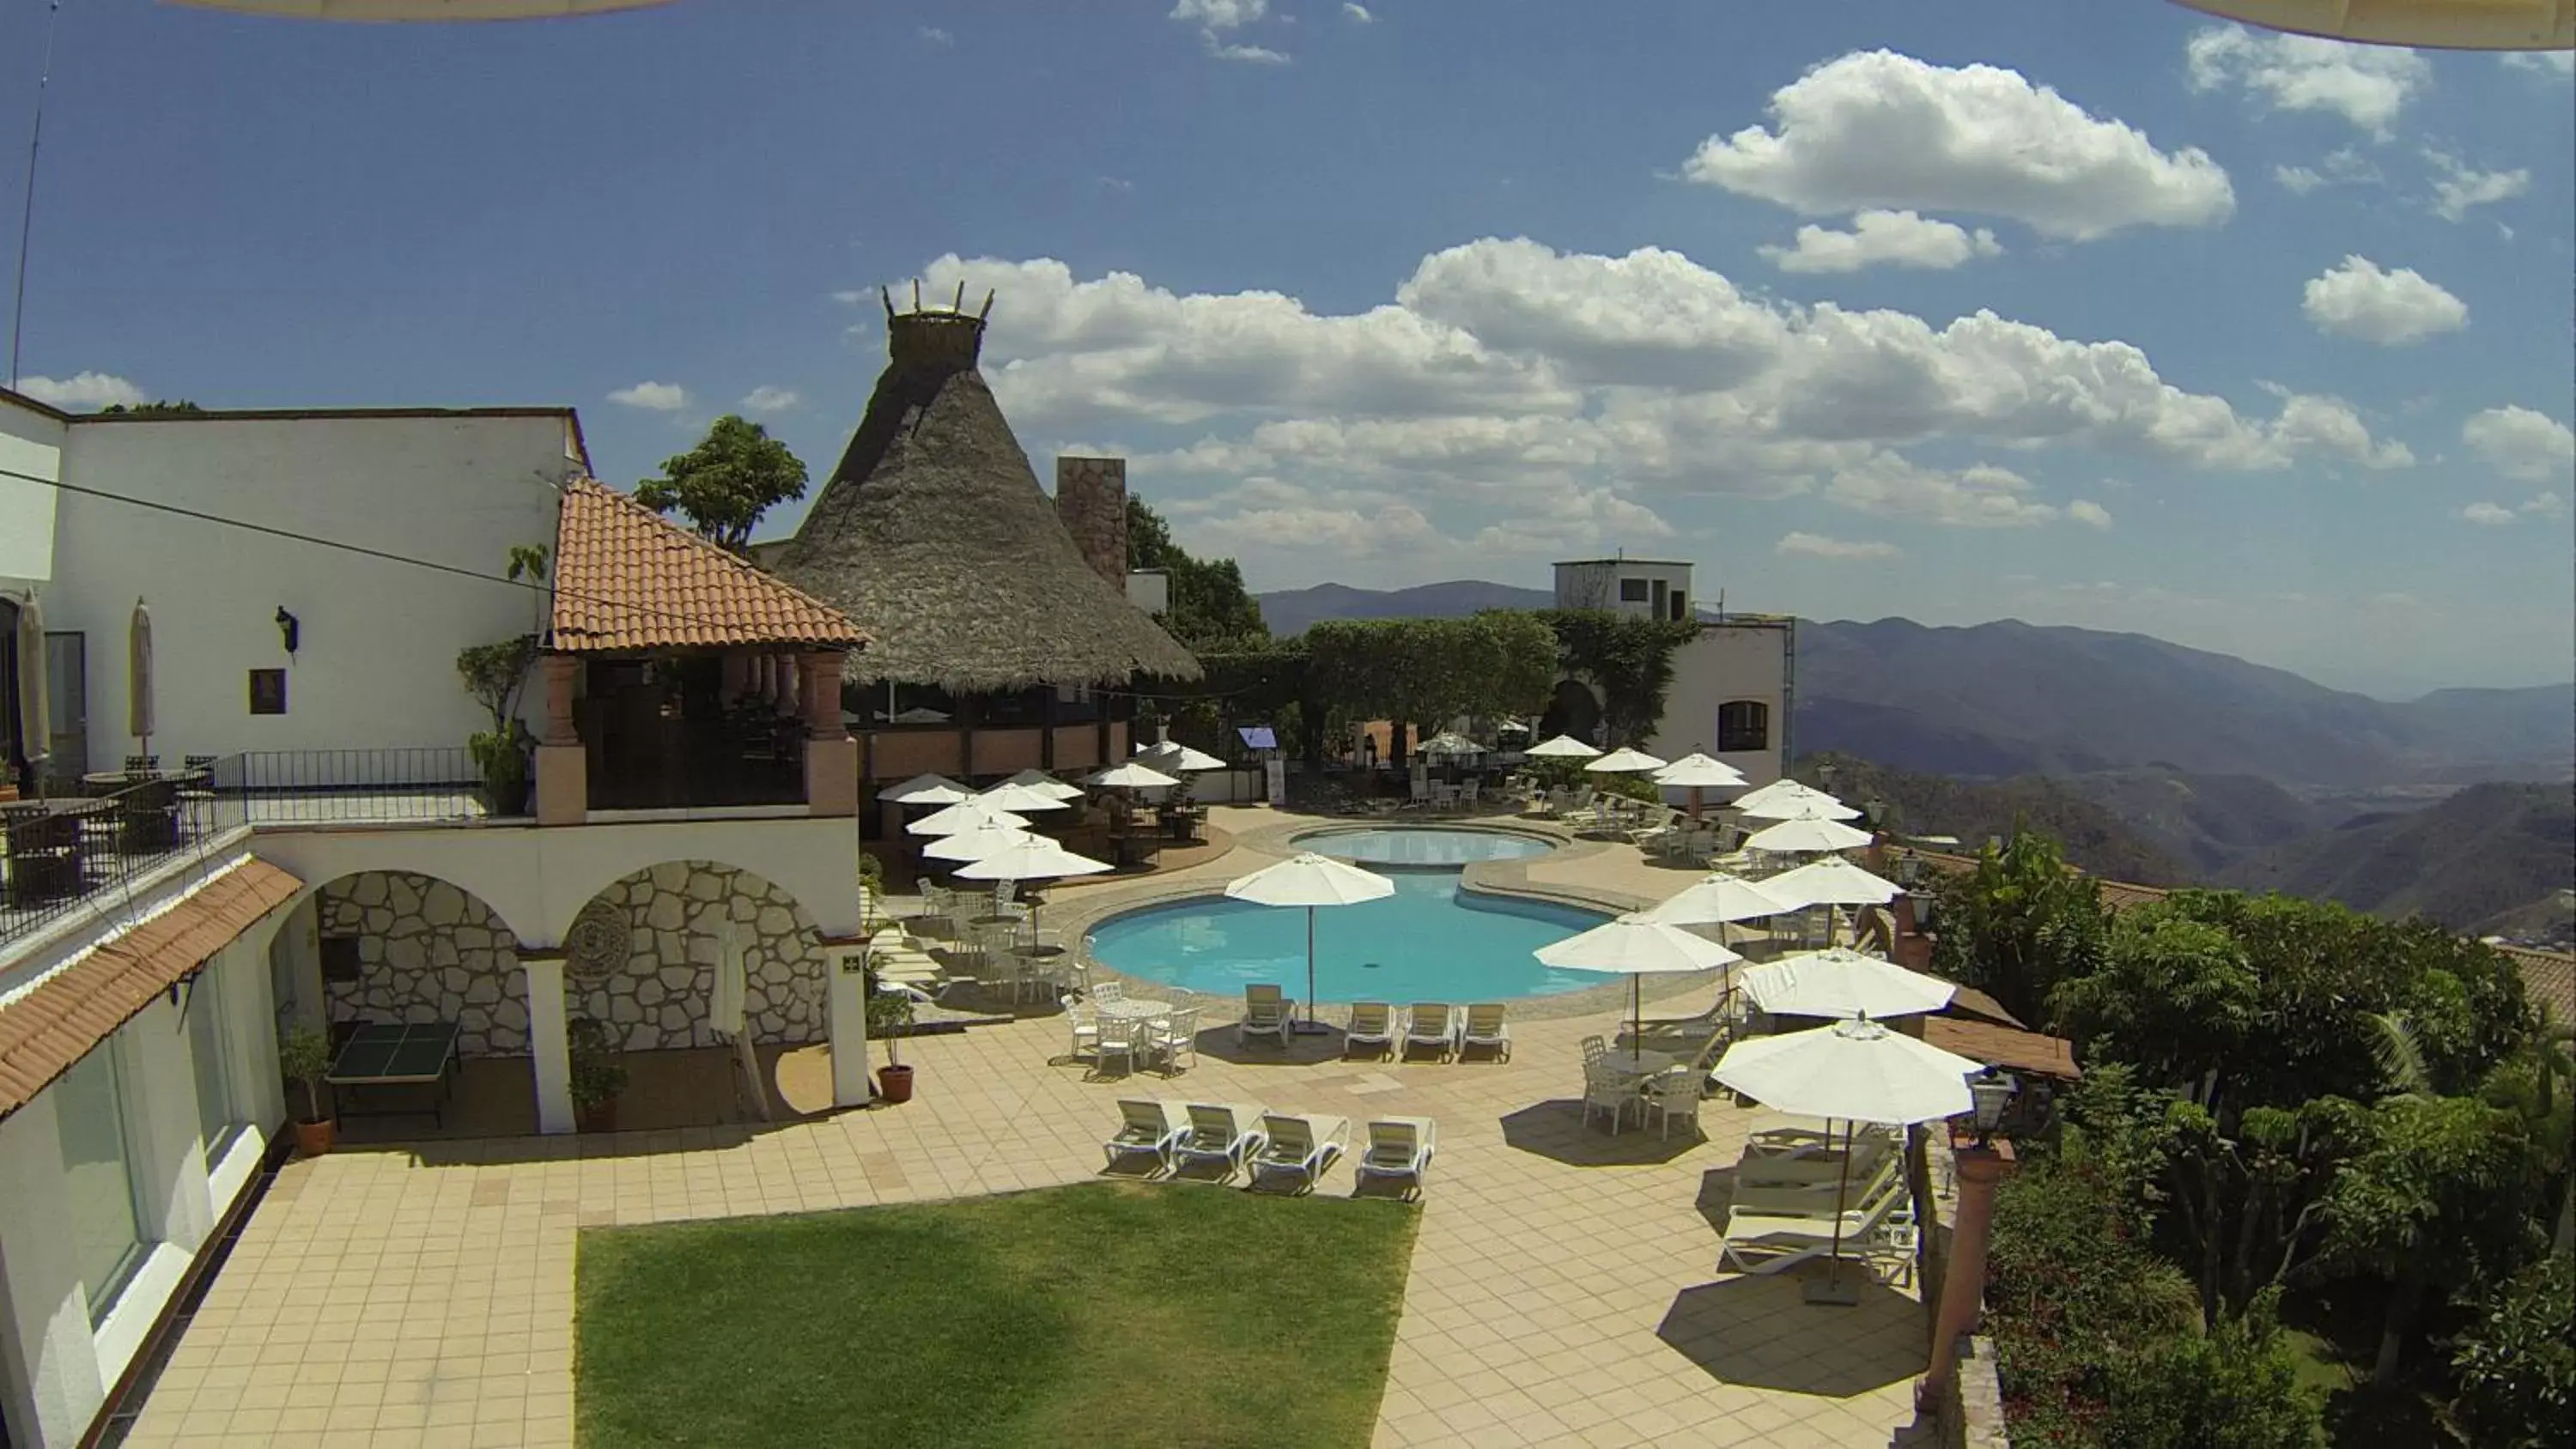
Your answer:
2497,944 -> 2575,1022
0,859 -> 302,1120
1945,985 -> 2027,1029
1923,1016 -> 2082,1080
550,476 -> 870,654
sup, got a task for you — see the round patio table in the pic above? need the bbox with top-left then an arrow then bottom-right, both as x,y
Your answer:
1095,997 -> 1171,1022
1603,1046 -> 1676,1078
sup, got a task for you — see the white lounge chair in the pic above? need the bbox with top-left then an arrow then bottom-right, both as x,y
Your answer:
1717,1169 -> 1909,1276
1458,1002 -> 1511,1060
1176,1102 -> 1270,1183
1344,1001 -> 1397,1059
1402,1002 -> 1458,1060
1356,1117 -> 1436,1198
1103,1099 -> 1188,1172
1252,1113 -> 1350,1194
1236,985 -> 1297,1046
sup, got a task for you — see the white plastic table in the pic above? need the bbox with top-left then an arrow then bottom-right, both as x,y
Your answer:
1603,1047 -> 1676,1078
1096,997 -> 1172,1022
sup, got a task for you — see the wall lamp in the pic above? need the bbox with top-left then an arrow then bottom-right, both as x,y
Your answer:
275,607 -> 301,657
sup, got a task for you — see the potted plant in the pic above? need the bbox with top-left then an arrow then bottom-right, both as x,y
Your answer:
568,1016 -> 629,1132
455,631 -> 539,815
866,972 -> 916,1104
280,1026 -> 335,1156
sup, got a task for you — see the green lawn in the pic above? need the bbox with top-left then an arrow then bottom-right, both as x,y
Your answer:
574,1181 -> 1420,1448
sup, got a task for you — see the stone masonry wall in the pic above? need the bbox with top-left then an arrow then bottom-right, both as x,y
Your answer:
319,872 -> 529,1057
570,861 -> 828,1053
1054,456 -> 1128,589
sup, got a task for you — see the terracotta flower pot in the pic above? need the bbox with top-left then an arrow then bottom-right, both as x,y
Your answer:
877,1064 -> 915,1104
577,1099 -> 618,1133
294,1118 -> 336,1157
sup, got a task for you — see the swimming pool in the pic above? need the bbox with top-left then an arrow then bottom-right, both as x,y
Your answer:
1295,826 -> 1557,866
1089,830 -> 1609,1003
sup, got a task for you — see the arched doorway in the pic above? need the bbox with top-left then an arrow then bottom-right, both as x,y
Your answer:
309,870 -> 531,1058
1537,678 -> 1603,747
561,861 -> 829,1055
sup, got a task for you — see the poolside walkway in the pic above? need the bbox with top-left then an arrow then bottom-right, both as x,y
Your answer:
118,809 -> 1935,1449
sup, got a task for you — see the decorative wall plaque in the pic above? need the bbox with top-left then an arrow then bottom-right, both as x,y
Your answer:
564,898 -> 629,986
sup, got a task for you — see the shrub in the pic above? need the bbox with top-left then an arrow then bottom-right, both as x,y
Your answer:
2448,1255 -> 2574,1449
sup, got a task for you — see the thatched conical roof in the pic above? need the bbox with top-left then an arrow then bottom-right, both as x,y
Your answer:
769,303 -> 1200,694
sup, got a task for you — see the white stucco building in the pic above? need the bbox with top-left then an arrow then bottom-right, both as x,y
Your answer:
1545,555 -> 1793,792
0,387 -> 872,1449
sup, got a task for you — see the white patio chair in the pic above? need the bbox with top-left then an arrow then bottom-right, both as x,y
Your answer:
1583,1064 -> 1642,1133
1061,993 -> 1099,1061
1103,1099 -> 1188,1172
1356,1117 -> 1436,1198
1344,1001 -> 1397,1059
1402,1003 -> 1458,1060
1092,1013 -> 1140,1076
1641,1070 -> 1704,1140
1145,1006 -> 1200,1076
1252,1113 -> 1350,1194
1458,1002 -> 1510,1060
1176,1102 -> 1270,1183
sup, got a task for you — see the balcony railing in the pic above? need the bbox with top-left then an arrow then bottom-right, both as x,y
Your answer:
3,769 -> 246,955
228,748 -> 491,826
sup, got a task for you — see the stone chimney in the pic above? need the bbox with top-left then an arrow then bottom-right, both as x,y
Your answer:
1054,457 -> 1129,590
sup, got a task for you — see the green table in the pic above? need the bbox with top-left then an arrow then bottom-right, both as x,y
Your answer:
325,1021 -> 461,1126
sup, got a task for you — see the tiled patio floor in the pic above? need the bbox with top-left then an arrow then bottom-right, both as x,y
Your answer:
122,812 -> 1937,1448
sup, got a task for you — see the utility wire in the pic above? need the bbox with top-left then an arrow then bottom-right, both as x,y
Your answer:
0,459 -> 1253,706
8,0 -> 65,388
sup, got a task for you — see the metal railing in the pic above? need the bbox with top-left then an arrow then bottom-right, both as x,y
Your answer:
3,771 -> 247,955
227,748 -> 493,826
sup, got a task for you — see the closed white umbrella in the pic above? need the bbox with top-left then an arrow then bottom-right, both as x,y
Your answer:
1715,1016 -> 1980,1304
882,772 -> 974,806
1136,741 -> 1225,773
1642,872 -> 1794,926
128,597 -> 155,755
1225,852 -> 1396,1033
999,767 -> 1086,801
1743,949 -> 1956,1021
907,799 -> 1028,837
14,595 -> 47,779
1525,734 -> 1601,759
1535,913 -> 1741,1043
921,821 -> 1036,863
1733,780 -> 1862,822
1084,761 -> 1182,790
1744,813 -> 1874,854
1654,750 -> 1749,820
978,780 -> 1074,814
1584,746 -> 1667,774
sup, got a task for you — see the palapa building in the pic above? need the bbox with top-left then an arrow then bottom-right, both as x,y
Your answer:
769,292 -> 1200,824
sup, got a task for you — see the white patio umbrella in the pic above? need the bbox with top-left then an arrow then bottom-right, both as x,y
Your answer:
890,706 -> 952,724
1763,856 -> 1901,910
1224,852 -> 1395,1033
129,597 -> 155,755
1641,872 -> 1794,927
1654,751 -> 1749,820
999,767 -> 1086,801
978,780 -> 1074,814
1732,779 -> 1862,822
14,595 -> 47,779
920,820 -> 1036,863
1525,734 -> 1601,759
907,799 -> 1028,837
881,772 -> 973,806
1535,913 -> 1741,1043
1136,740 -> 1224,773
1419,731 -> 1483,757
1084,761 -> 1182,790
953,835 -> 1112,933
1583,746 -> 1667,775
1743,813 -> 1875,854
1742,949 -> 1956,1021
1715,1016 -> 1981,1303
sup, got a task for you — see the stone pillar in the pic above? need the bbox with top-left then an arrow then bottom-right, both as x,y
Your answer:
803,651 -> 857,816
1920,1133 -> 2017,1409
533,656 -> 586,826
1054,457 -> 1129,590
525,955 -> 575,1135
775,654 -> 800,718
720,652 -> 749,706
826,944 -> 874,1108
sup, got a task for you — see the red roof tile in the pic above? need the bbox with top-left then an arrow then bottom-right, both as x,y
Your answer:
550,477 -> 869,654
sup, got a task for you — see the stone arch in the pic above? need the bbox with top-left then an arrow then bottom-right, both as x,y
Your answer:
308,870 -> 532,1058
560,860 -> 829,1054
1537,677 -> 1603,748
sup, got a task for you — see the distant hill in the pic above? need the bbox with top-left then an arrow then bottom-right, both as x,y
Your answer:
1256,579 -> 1552,637
1792,755 -> 2192,886
2217,782 -> 2576,938
2049,769 -> 2324,876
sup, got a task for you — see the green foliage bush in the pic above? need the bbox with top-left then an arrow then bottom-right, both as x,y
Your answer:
2447,1254 -> 2574,1449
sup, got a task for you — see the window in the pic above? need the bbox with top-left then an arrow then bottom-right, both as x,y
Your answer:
1618,578 -> 1649,603
187,967 -> 244,1164
55,1046 -> 149,1322
1716,700 -> 1770,754
247,668 -> 287,715
1669,591 -> 1687,621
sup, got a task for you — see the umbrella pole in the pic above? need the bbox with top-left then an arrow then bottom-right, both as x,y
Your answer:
1806,1118 -> 1862,1307
1294,903 -> 1333,1034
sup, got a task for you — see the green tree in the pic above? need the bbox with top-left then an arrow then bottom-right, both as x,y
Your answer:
98,399 -> 204,415
1539,609 -> 1698,745
2446,1254 -> 2574,1449
2055,914 -> 2260,1096
2105,1292 -> 2329,1449
1126,497 -> 1268,649
2160,1095 -> 2372,1325
635,415 -> 808,554
1929,830 -> 2109,1028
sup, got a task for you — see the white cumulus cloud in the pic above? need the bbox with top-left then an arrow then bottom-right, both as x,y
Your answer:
1343,3 -> 1375,21
2423,149 -> 2530,222
1823,455 -> 2062,527
2459,501 -> 2517,525
2273,147 -> 2379,194
2185,25 -> 2428,138
2500,51 -> 2574,77
1777,531 -> 1899,561
2300,256 -> 2466,345
1171,0 -> 1262,27
607,381 -> 691,411
14,371 -> 147,409
2067,499 -> 2114,530
1680,51 -> 2233,240
2463,406 -> 2576,482
739,385 -> 800,414
1758,210 -> 2002,274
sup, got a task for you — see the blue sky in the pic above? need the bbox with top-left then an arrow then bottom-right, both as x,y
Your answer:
3,0 -> 2569,698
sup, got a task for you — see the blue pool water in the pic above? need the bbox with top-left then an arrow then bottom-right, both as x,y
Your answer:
1090,831 -> 1608,1002
1297,827 -> 1556,866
